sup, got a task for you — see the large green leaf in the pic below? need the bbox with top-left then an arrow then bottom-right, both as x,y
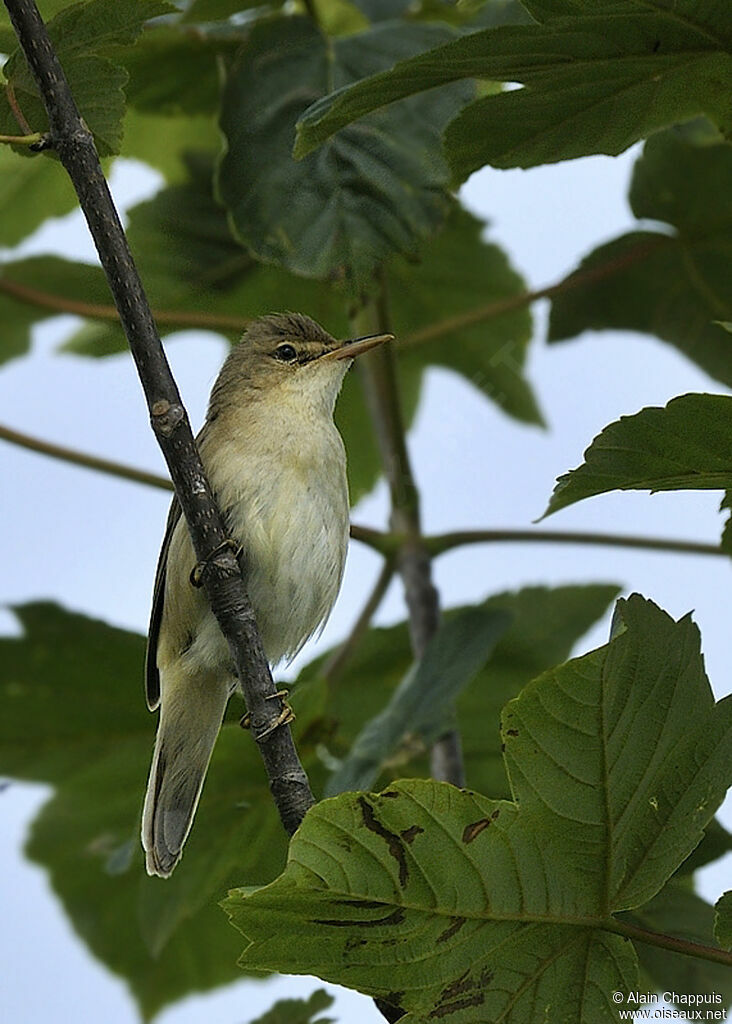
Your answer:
549,131 -> 732,386
0,256 -> 112,365
0,146 -> 78,248
217,16 -> 474,289
297,583 -> 620,799
0,603 -> 295,1019
326,605 -> 511,795
543,393 -> 732,519
1,0 -> 172,155
225,596 -> 732,1021
295,0 -> 732,176
387,203 -> 541,425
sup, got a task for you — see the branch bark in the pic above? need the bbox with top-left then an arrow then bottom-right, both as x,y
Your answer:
3,0 -> 314,836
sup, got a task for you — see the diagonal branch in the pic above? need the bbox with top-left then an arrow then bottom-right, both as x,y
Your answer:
3,0 -> 314,837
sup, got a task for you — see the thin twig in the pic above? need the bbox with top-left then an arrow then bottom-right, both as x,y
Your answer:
3,0 -> 314,836
0,275 -> 247,332
425,527 -> 726,559
399,235 -> 666,350
321,557 -> 396,684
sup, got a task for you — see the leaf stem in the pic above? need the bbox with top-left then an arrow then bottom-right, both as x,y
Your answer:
424,527 -> 725,559
399,235 -> 667,350
0,275 -> 247,332
5,81 -> 33,134
608,917 -> 732,968
0,130 -> 44,145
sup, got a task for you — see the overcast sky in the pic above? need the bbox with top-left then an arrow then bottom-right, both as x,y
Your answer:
1,146 -> 730,1023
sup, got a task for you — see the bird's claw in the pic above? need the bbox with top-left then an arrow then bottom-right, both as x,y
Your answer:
239,689 -> 295,739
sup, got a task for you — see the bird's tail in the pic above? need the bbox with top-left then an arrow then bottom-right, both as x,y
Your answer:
141,669 -> 229,877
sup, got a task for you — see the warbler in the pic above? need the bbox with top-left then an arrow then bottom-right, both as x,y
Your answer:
141,313 -> 390,877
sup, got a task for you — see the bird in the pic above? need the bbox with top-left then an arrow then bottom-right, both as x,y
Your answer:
141,312 -> 391,877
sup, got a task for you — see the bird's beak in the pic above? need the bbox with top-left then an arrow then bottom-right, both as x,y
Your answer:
320,332 -> 394,361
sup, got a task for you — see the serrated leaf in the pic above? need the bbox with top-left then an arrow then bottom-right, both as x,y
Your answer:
388,203 -> 541,425
715,892 -> 732,951
0,603 -> 299,1019
549,131 -> 732,386
1,0 -> 172,155
543,393 -> 732,519
227,782 -> 638,1024
226,596 -> 732,1021
622,881 -> 732,1007
295,1 -> 732,175
326,605 -> 511,795
246,988 -> 335,1024
218,16 -> 474,289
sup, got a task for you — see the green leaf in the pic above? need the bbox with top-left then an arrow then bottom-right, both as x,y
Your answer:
0,148 -> 78,248
246,989 -> 335,1024
218,16 -> 474,289
0,603 -> 296,1019
1,0 -> 172,155
388,203 -> 541,425
0,256 -> 112,365
296,583 -> 620,799
622,881 -> 732,1007
549,131 -> 732,386
226,596 -> 732,1020
326,605 -> 511,795
676,816 -> 732,875
120,24 -> 236,116
543,393 -> 732,519
120,107 -> 222,182
715,892 -> 732,951
227,783 -> 638,1024
296,1 -> 732,175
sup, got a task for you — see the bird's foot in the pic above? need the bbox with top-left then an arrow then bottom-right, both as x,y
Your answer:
240,689 -> 295,739
189,538 -> 243,588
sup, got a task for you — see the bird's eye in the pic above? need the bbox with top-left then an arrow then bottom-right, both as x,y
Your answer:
273,343 -> 298,363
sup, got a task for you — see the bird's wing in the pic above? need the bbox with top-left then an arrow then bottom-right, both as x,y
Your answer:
145,497 -> 182,711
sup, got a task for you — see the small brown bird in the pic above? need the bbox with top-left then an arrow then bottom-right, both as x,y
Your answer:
141,313 -> 390,876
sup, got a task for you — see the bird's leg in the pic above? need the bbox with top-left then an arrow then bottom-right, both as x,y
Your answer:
240,689 -> 295,738
189,538 -> 243,587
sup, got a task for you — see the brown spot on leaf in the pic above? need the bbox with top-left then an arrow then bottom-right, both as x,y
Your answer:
440,970 -> 471,1001
462,818 -> 492,843
400,825 -> 424,845
505,728 -> 519,737
437,916 -> 467,944
358,796 -> 409,887
429,994 -> 485,1018
313,908 -> 405,928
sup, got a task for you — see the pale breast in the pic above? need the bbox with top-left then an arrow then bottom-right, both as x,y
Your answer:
206,422 -> 349,666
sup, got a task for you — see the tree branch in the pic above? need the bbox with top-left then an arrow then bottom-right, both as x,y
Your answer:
3,0 -> 314,836
352,278 -> 465,788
